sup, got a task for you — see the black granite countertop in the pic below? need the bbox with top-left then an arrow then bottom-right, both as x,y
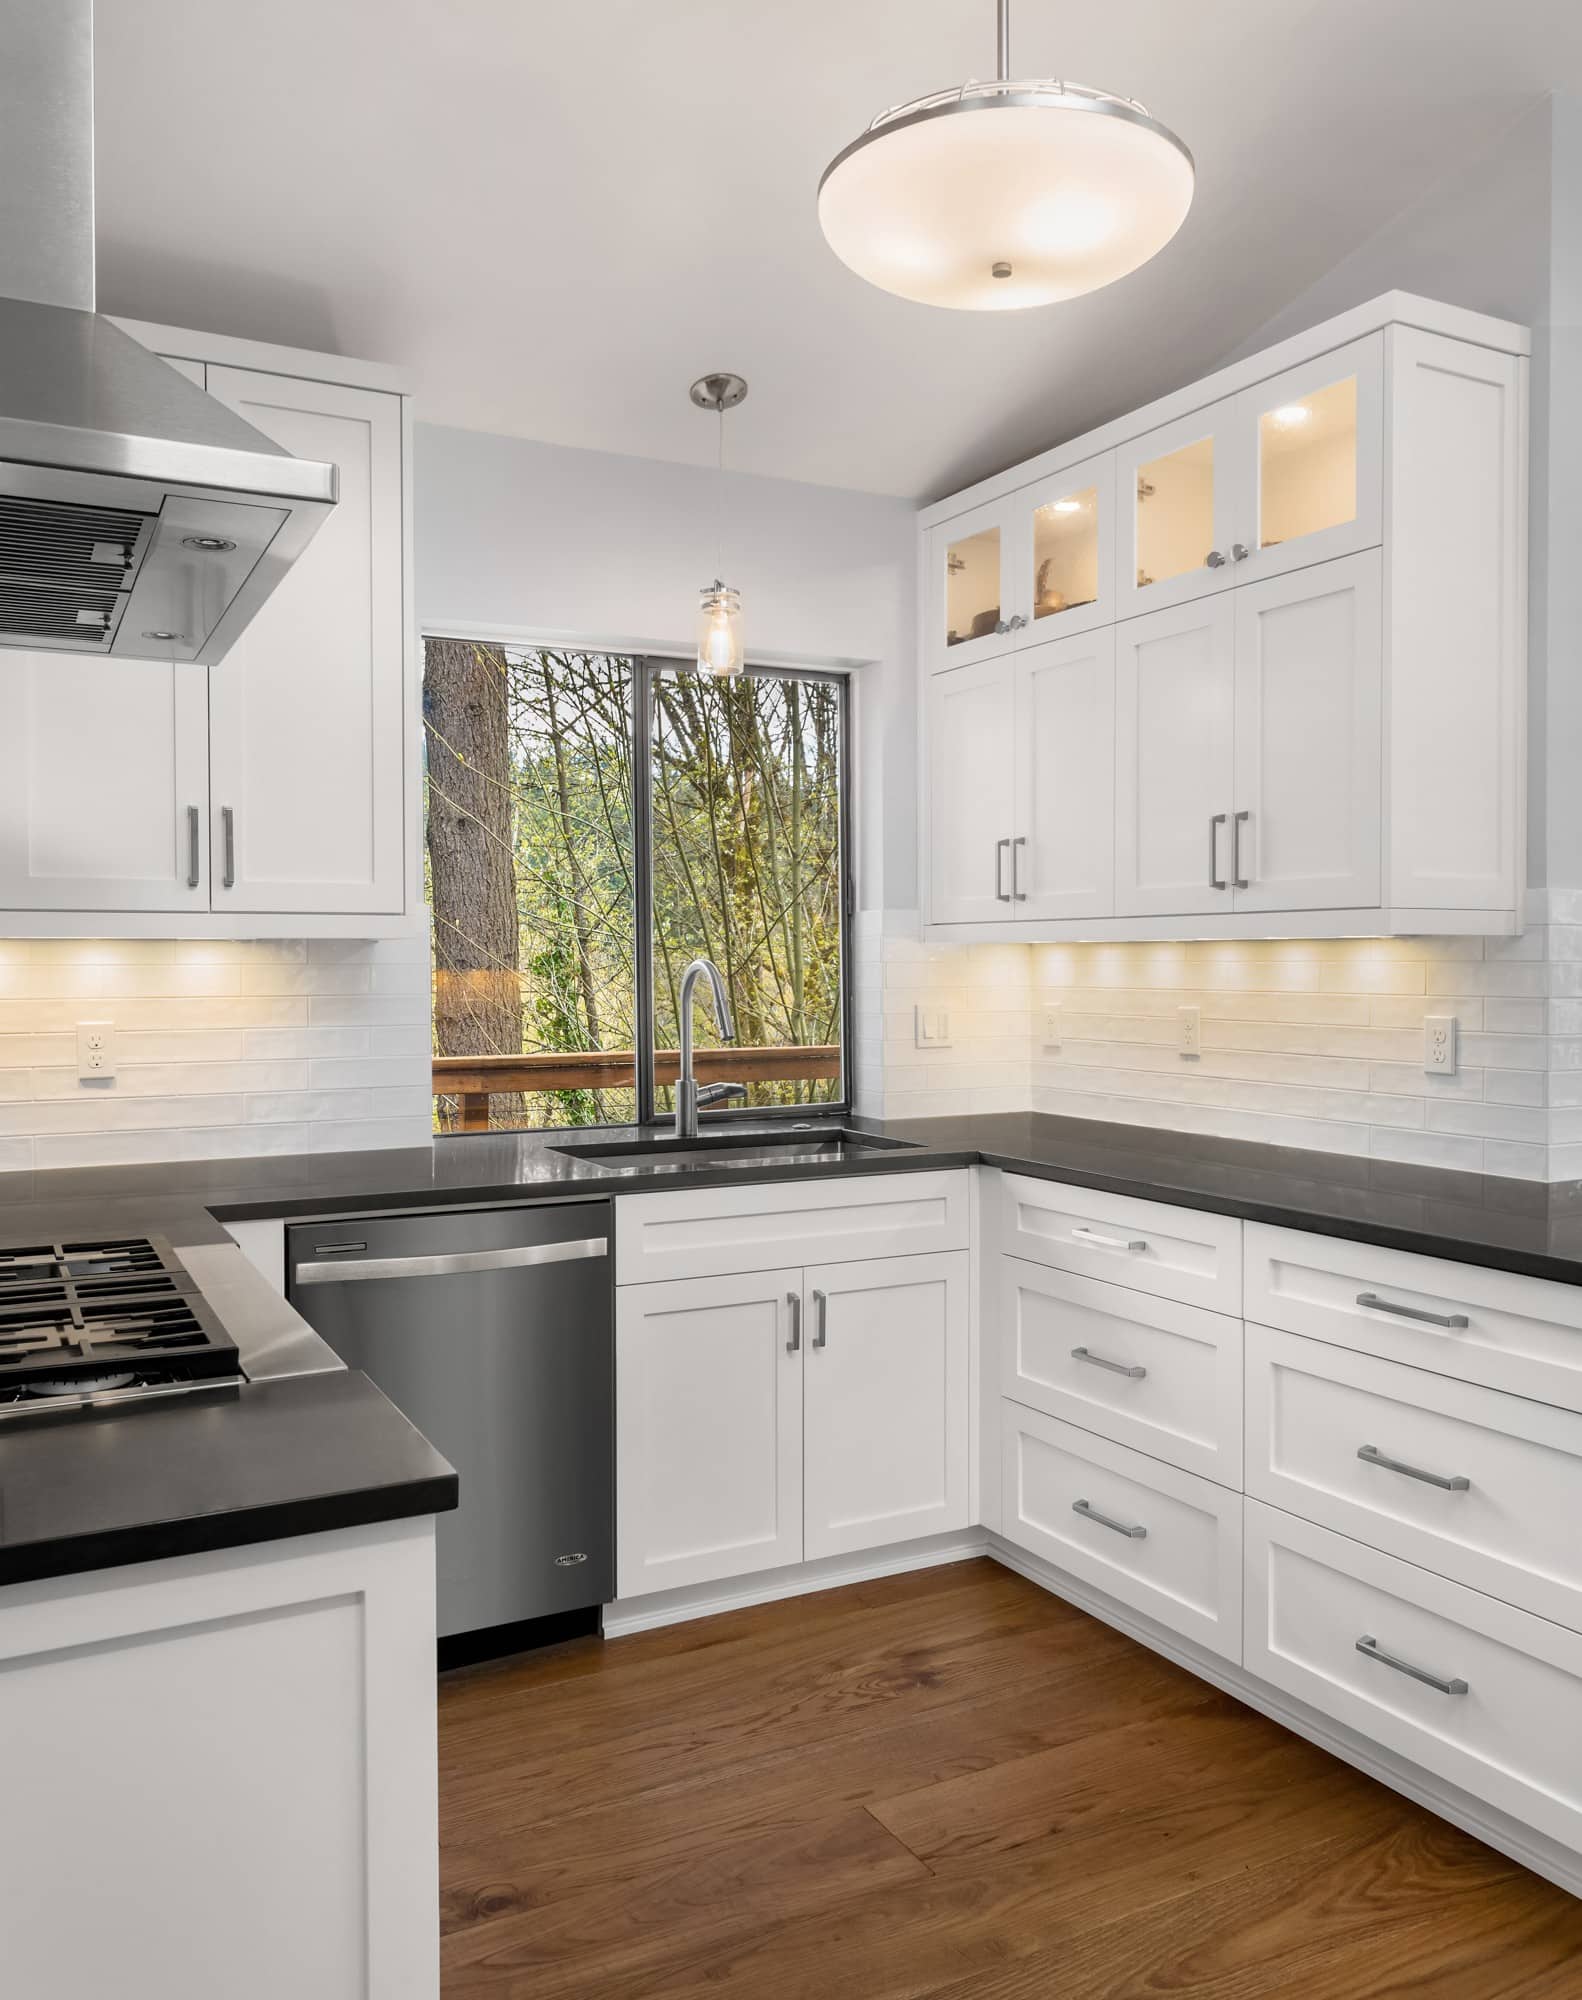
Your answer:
4,1105 -> 1581,1591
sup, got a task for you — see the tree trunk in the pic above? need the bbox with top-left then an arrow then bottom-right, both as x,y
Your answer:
424,639 -> 522,1125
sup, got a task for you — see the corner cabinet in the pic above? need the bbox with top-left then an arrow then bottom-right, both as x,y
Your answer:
0,324 -> 418,937
921,295 -> 1527,940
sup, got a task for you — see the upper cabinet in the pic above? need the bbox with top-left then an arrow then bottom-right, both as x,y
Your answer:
0,327 -> 416,938
920,296 -> 1527,940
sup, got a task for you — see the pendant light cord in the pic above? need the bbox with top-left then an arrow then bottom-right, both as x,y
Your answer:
717,404 -> 725,578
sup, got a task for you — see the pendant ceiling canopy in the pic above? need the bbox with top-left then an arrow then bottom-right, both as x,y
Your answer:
818,3 -> 1194,312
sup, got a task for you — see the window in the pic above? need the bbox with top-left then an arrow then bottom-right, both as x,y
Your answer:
423,643 -> 850,1132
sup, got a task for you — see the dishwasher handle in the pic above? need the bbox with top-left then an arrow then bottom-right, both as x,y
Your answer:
294,1237 -> 608,1286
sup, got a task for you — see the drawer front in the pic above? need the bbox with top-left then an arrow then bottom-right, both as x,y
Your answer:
1000,1257 -> 1242,1487
1246,1323 -> 1582,1632
1244,1499 -> 1582,1854
616,1170 -> 969,1284
1002,1174 -> 1241,1314
1000,1402 -> 1242,1661
1244,1223 -> 1582,1414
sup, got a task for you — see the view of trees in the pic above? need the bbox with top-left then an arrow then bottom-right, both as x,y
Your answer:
423,643 -> 845,1131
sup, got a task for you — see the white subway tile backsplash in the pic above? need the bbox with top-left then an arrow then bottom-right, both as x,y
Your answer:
0,937 -> 432,1172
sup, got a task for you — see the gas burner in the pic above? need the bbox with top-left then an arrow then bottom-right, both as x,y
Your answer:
25,1369 -> 135,1398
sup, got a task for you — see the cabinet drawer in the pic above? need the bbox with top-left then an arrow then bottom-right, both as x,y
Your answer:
1244,1223 -> 1582,1414
1244,1499 -> 1582,1855
1246,1323 -> 1582,1632
1000,1403 -> 1242,1661
616,1170 -> 969,1284
1002,1174 -> 1241,1314
1000,1257 -> 1241,1487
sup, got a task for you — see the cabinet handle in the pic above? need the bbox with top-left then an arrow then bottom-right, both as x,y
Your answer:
1071,1225 -> 1148,1254
1007,613 -> 1027,631
1356,1634 -> 1468,1697
995,836 -> 1011,901
1209,811 -> 1227,890
994,618 -> 1011,635
221,805 -> 236,890
812,1288 -> 828,1349
786,1291 -> 801,1354
1071,1345 -> 1147,1380
1355,1292 -> 1470,1331
185,805 -> 200,890
1011,835 -> 1027,901
1357,1444 -> 1470,1492
1205,549 -> 1227,569
1231,809 -> 1250,890
1231,541 -> 1251,562
1073,1497 -> 1147,1540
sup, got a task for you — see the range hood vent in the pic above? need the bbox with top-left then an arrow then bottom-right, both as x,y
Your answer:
0,0 -> 337,664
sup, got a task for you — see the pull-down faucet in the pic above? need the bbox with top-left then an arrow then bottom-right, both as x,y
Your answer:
674,957 -> 746,1139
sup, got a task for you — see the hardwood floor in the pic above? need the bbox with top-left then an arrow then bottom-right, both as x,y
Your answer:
437,1559 -> 1582,1998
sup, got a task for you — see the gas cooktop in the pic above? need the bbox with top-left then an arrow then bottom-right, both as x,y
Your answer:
0,1234 -> 241,1415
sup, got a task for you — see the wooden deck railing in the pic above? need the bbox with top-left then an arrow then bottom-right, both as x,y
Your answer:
433,1046 -> 841,1131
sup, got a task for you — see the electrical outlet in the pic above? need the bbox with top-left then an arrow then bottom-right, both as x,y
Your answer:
1425,1013 -> 1457,1075
914,1005 -> 952,1050
1178,1004 -> 1201,1058
1042,1007 -> 1062,1051
76,1019 -> 116,1082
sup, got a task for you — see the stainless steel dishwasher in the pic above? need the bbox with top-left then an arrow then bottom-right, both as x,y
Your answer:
286,1201 -> 613,1639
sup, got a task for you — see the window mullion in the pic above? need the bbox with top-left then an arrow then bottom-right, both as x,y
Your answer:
632,656 -> 658,1126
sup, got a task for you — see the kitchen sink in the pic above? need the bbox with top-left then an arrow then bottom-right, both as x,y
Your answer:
552,1128 -> 917,1176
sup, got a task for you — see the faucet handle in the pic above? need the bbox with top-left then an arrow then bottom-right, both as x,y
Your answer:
695,1082 -> 749,1109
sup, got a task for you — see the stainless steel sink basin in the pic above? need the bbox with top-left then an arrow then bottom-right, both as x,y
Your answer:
552,1128 -> 916,1176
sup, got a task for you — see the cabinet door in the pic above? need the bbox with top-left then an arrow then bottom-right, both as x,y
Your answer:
928,497 -> 1022,670
1013,628 -> 1114,921
1233,333 -> 1383,586
1116,397 -> 1242,618
1114,596 -> 1236,916
616,1269 -> 803,1597
1018,450 -> 1114,643
0,654 -> 210,911
803,1252 -> 968,1560
926,654 -> 1016,923
204,368 -> 405,915
1232,550 -> 1382,913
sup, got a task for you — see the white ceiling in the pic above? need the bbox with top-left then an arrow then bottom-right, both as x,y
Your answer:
93,0 -> 1582,501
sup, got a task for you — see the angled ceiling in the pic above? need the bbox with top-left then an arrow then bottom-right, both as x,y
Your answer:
93,0 -> 1582,500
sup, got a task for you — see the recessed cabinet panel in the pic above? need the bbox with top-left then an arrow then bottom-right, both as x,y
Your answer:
1014,630 -> 1115,921
1232,550 -> 1382,912
0,655 -> 210,911
1114,595 -> 1236,917
927,656 -> 1016,923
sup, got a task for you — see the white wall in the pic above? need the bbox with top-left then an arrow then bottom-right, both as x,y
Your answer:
414,425 -> 919,919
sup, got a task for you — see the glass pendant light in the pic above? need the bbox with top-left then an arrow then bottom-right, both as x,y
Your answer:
690,372 -> 748,677
818,0 -> 1193,311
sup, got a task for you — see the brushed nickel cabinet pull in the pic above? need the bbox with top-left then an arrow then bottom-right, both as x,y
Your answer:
1356,1634 -> 1467,1697
812,1288 -> 828,1349
1073,1497 -> 1147,1540
186,804 -> 201,889
1356,1292 -> 1469,1331
786,1291 -> 801,1354
221,805 -> 236,890
1071,1346 -> 1147,1381
1209,812 -> 1227,890
1358,1444 -> 1470,1492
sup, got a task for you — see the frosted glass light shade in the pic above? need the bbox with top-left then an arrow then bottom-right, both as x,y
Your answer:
819,84 -> 1194,311
697,582 -> 744,677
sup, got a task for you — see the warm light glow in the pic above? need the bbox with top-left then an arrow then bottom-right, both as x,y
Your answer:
1044,496 -> 1085,515
819,86 -> 1194,311
1270,403 -> 1312,428
697,582 -> 744,678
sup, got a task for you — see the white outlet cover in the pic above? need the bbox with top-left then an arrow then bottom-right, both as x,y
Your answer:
1042,1008 -> 1062,1050
76,1019 -> 116,1083
1424,1014 -> 1457,1075
1178,1004 -> 1201,1058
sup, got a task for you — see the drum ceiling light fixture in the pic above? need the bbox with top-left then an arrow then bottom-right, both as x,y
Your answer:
818,0 -> 1194,311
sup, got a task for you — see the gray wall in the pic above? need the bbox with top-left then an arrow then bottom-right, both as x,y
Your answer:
413,425 -> 918,918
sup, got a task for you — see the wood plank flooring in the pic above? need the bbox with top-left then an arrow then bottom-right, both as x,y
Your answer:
437,1558 -> 1582,1998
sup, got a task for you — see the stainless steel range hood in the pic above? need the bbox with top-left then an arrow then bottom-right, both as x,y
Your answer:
0,1 -> 337,664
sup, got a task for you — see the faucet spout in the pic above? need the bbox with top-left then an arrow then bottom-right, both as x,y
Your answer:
675,957 -> 737,1141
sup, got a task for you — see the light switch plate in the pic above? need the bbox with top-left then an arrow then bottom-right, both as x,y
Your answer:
914,1005 -> 952,1049
1042,1007 -> 1062,1051
76,1019 -> 116,1082
1425,1014 -> 1457,1075
1178,1004 -> 1201,1058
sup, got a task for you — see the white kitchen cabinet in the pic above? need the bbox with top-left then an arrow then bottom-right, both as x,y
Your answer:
803,1252 -> 969,1560
928,630 -> 1114,926
204,367 -> 406,916
616,1268 -> 804,1598
928,495 -> 1020,671
0,1518 -> 440,2000
1019,450 -> 1116,642
0,322 -> 417,937
926,654 -> 1017,921
1230,550 -> 1382,913
1114,594 -> 1235,917
0,655 -> 211,910
920,294 -> 1527,940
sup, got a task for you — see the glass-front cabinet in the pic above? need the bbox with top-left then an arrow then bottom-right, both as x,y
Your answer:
1021,451 -> 1114,642
929,496 -> 1018,671
1115,399 -> 1241,619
